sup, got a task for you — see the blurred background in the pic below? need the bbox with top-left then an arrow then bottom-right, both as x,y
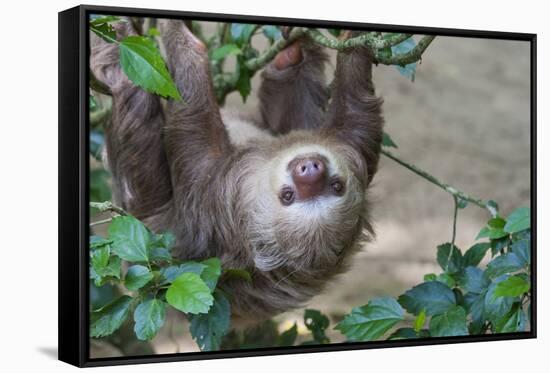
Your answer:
90,21 -> 531,356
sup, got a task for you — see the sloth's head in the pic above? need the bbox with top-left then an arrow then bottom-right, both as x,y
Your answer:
243,133 -> 373,273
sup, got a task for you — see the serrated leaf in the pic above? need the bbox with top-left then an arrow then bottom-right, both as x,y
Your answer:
424,273 -> 437,282
160,262 -> 207,284
235,58 -> 252,102
125,265 -> 154,291
414,309 -> 426,333
90,296 -> 133,338
90,235 -> 112,249
91,245 -> 110,273
504,207 -> 530,233
463,291 -> 485,334
335,297 -> 404,342
166,272 -> 214,314
133,299 -> 166,340
490,236 -> 511,257
511,237 -> 530,266
457,266 -> 490,294
485,252 -> 524,279
388,327 -> 420,340
494,275 -> 530,298
476,218 -> 509,240
391,38 -> 417,81
200,258 -> 222,292
189,290 -> 231,351
119,35 -> 181,100
484,275 -> 516,322
398,281 -> 456,316
230,23 -> 256,46
210,44 -> 242,61
277,323 -> 298,346
494,303 -> 526,333
437,243 -> 463,274
262,25 -> 282,41
429,306 -> 469,337
382,132 -> 398,148
108,216 -> 150,262
304,309 -> 330,344
150,247 -> 172,262
463,242 -> 491,267
437,273 -> 456,288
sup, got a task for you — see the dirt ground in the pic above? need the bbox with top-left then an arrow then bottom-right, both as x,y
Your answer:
91,31 -> 531,356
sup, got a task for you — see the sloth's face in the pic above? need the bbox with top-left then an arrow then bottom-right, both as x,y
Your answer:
244,136 -> 371,273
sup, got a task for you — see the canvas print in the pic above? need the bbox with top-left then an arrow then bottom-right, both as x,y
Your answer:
87,14 -> 532,358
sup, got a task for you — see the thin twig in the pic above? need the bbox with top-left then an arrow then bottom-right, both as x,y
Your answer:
245,27 -> 307,71
445,195 -> 459,272
382,149 -> 497,217
90,201 -> 128,216
90,217 -> 113,227
375,35 -> 436,66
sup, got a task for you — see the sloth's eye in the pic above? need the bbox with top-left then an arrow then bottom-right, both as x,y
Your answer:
331,179 -> 345,195
279,188 -> 295,206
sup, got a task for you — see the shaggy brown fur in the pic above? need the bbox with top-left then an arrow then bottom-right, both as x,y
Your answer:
90,19 -> 384,323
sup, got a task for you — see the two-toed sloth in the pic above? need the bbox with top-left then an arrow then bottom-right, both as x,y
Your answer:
90,19 -> 383,322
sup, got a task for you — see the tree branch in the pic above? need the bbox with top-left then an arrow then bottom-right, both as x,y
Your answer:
381,149 -> 498,217
90,201 -> 128,216
375,35 -> 436,66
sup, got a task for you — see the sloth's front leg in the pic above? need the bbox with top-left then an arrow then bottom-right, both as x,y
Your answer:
258,36 -> 329,134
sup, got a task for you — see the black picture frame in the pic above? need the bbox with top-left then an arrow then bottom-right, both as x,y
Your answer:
58,4 -> 537,368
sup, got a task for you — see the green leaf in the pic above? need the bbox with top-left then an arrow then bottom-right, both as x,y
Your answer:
391,38 -> 417,81
388,327 -> 420,340
151,231 -> 176,251
414,309 -> 426,333
210,44 -> 242,61
327,29 -> 342,37
490,236 -> 511,257
119,36 -> 182,100
424,273 -> 437,282
90,235 -> 112,249
223,268 -> 252,282
436,273 -> 456,289
504,207 -> 530,233
189,290 -> 231,351
463,242 -> 491,267
150,247 -> 172,262
429,306 -> 469,337
166,272 -> 214,314
262,25 -> 282,41
304,309 -> 330,344
463,292 -> 485,334
511,237 -> 530,266
91,245 -> 110,273
230,23 -> 256,46
436,243 -> 463,274
476,217 -> 508,240
494,275 -> 530,298
89,16 -> 118,43
200,258 -> 222,292
456,197 -> 468,209
124,265 -> 154,291
133,298 -> 166,340
147,27 -> 160,37
494,303 -> 526,333
382,132 -> 398,148
277,323 -> 298,346
109,216 -> 150,262
90,296 -> 133,338
484,275 -> 516,322
398,281 -> 456,316
235,58 -> 252,102
485,252 -> 524,279
160,262 -> 207,284
335,297 -> 404,342
457,266 -> 490,294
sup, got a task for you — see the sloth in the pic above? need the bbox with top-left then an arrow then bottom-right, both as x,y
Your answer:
90,19 -> 383,323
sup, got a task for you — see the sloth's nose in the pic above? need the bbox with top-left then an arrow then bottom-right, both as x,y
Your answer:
291,157 -> 327,200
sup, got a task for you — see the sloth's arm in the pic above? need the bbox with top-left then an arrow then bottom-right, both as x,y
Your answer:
90,21 -> 173,220
324,41 -> 384,184
257,39 -> 329,134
